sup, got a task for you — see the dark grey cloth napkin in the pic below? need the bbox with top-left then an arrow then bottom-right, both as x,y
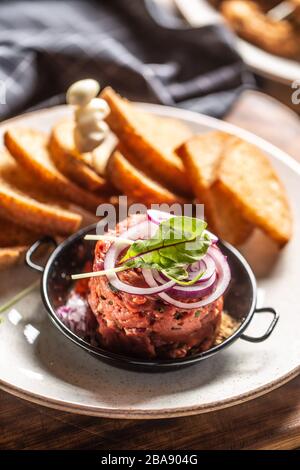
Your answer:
0,0 -> 254,120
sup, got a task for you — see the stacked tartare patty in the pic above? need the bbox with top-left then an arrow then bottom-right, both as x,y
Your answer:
88,215 -> 223,359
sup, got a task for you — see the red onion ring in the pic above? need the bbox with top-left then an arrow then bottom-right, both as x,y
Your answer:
141,245 -> 230,309
159,254 -> 216,283
147,209 -> 173,225
121,220 -> 157,240
152,269 -> 217,298
104,221 -> 176,295
102,217 -> 228,304
190,255 -> 215,281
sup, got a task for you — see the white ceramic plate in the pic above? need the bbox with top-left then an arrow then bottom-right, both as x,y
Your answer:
175,0 -> 300,85
0,104 -> 299,419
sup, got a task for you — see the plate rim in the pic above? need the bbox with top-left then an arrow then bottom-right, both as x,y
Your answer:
1,367 -> 299,419
174,0 -> 300,85
0,103 -> 299,418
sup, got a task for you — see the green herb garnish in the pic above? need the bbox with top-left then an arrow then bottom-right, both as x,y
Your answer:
119,216 -> 210,285
72,216 -> 212,286
195,310 -> 201,318
0,280 -> 40,315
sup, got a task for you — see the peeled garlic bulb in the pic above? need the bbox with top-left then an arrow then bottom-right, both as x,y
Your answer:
67,79 -> 100,107
77,115 -> 110,137
67,78 -> 111,153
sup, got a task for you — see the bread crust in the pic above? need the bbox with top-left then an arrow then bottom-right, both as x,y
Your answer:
101,87 -> 192,197
107,150 -> 187,206
5,128 -> 107,212
177,131 -> 253,246
49,119 -> 114,193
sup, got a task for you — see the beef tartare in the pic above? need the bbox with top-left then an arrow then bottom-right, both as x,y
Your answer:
79,211 -> 231,359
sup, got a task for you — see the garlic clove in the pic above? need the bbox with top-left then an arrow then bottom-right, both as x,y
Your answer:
76,114 -> 109,135
67,79 -> 100,107
74,125 -> 109,153
92,133 -> 118,176
76,98 -> 110,119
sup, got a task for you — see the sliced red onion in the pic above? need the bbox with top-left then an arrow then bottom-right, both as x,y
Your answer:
141,245 -> 230,309
147,209 -> 173,225
152,269 -> 217,299
121,219 -> 157,241
206,230 -> 218,244
159,254 -> 215,284
189,254 -> 216,281
104,221 -> 176,295
101,218 -> 227,303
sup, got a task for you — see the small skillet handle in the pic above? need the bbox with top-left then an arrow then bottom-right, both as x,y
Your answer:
26,236 -> 58,273
241,307 -> 279,343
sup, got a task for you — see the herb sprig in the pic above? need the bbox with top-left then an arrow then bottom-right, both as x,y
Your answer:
72,216 -> 212,285
119,216 -> 211,284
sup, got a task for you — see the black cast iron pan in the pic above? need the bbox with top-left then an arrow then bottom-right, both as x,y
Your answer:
25,224 -> 279,372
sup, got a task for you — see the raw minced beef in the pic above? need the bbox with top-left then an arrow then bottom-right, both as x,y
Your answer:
88,215 -> 223,359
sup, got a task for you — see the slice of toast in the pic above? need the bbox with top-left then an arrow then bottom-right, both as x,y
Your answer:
0,217 -> 42,247
4,128 -> 107,212
0,246 -> 28,270
177,131 -> 253,245
0,150 -> 82,236
215,137 -> 293,246
100,87 -> 192,197
107,149 -> 187,206
49,119 -> 115,193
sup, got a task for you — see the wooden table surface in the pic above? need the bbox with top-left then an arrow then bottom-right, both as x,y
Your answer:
1,90 -> 300,450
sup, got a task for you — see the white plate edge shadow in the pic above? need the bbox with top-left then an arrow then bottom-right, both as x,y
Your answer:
0,104 -> 299,419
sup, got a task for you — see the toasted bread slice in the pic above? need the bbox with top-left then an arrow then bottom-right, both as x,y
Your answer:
4,128 -> 106,212
177,131 -> 229,216
100,87 -> 192,196
215,137 -> 292,246
50,120 -> 117,176
0,246 -> 27,270
177,131 -> 253,245
207,186 -> 253,245
0,150 -> 81,236
49,119 -> 115,193
0,217 -> 41,247
107,150 -> 187,206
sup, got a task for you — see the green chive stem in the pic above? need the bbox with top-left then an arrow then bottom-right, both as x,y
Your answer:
0,279 -> 40,314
